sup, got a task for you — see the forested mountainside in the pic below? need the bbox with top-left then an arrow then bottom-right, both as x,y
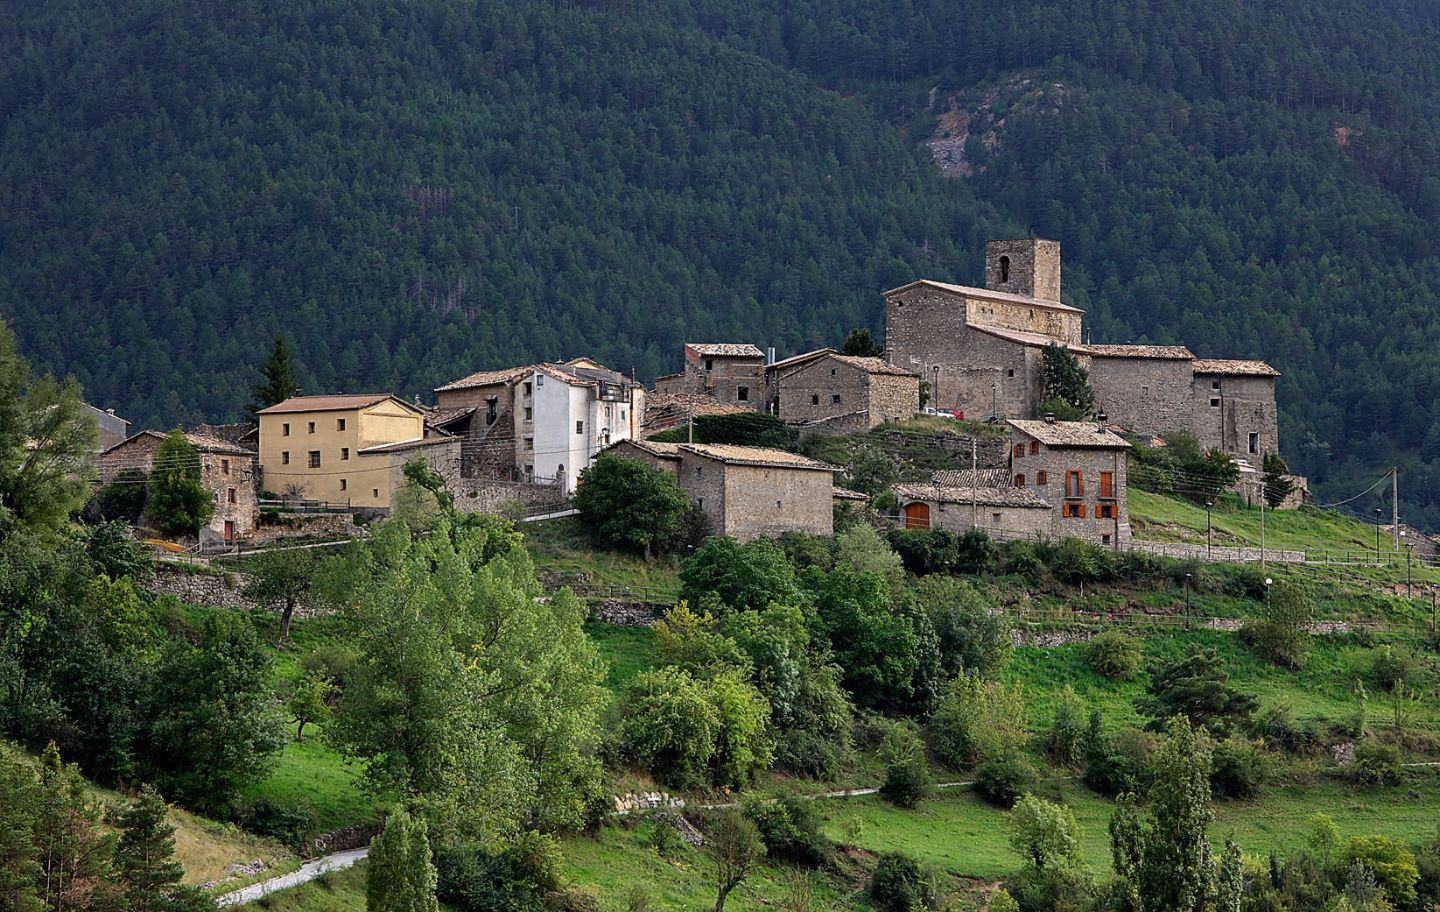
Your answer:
4,0 -> 1440,524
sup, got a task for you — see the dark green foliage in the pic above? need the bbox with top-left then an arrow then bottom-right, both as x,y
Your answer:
912,576 -> 1011,681
743,794 -> 832,867
1262,453 -> 1296,508
886,528 -> 959,576
648,413 -> 799,451
84,520 -> 153,584
1082,711 -> 1138,797
974,751 -> 1037,808
679,537 -> 801,613
953,528 -> 996,575
1135,646 -> 1258,736
1052,538 -> 1115,585
1083,631 -> 1142,680
141,613 -> 286,814
242,546 -> 317,643
1040,344 -> 1094,417
575,456 -> 691,560
841,328 -> 884,358
1240,579 -> 1313,668
868,852 -> 939,912
238,798 -> 319,851
1349,741 -> 1403,787
1209,736 -> 1273,800
116,786 -> 214,912
0,752 -> 42,912
1130,434 -> 1241,505
878,723 -> 931,809
808,567 -> 924,712
249,332 -> 299,417
87,469 -> 149,525
368,809 -> 438,912
143,431 -> 213,537
436,835 -> 564,912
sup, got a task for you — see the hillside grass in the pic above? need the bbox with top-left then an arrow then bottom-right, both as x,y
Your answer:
520,517 -> 681,593
236,863 -> 368,912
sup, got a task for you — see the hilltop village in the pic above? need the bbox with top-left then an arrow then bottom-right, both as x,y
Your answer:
91,238 -> 1292,553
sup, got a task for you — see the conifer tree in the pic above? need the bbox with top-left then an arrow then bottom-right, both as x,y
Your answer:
249,332 -> 299,416
32,744 -> 123,912
366,809 -> 437,912
115,786 -> 212,912
841,328 -> 883,357
1040,343 -> 1094,417
0,753 -> 42,912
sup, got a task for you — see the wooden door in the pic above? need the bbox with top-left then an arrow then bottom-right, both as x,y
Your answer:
903,502 -> 931,530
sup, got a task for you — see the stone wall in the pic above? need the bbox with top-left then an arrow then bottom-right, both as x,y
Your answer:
871,430 -> 1010,469
452,477 -> 569,515
1013,434 -> 1129,546
1191,373 -> 1280,458
1088,355 -> 1194,439
681,352 -> 764,409
909,498 -> 1052,538
718,462 -> 833,540
776,356 -> 875,426
1127,540 -> 1305,564
985,238 -> 1061,302
249,512 -> 360,545
148,564 -> 255,610
867,372 -> 921,427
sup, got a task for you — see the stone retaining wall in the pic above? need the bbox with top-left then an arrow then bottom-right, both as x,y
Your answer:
588,598 -> 660,626
1128,539 -> 1304,564
149,564 -> 254,611
311,822 -> 380,855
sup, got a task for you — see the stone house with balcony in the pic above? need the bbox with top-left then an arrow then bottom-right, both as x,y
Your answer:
883,238 -> 1280,459
97,429 -> 258,543
1007,418 -> 1130,546
434,358 -> 643,494
767,349 -> 919,435
604,439 -> 838,540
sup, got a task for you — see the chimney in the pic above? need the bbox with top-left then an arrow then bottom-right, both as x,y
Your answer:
767,346 -> 776,365
1043,413 -> 1056,424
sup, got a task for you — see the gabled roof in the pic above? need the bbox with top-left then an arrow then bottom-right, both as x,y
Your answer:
1007,419 -> 1129,449
434,366 -> 530,392
833,487 -> 869,501
1191,359 -> 1280,377
686,343 -> 764,358
258,394 -> 423,415
969,324 -> 1080,350
1085,344 -> 1196,360
932,468 -> 1012,488
642,393 -> 747,429
99,429 -> 255,458
424,406 -> 475,430
679,444 -> 836,471
766,348 -> 835,372
609,439 -> 684,460
882,278 -> 1085,315
356,435 -> 456,456
825,354 -> 918,377
893,482 -> 1051,509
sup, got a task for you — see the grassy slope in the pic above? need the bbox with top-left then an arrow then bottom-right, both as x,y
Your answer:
237,863 -> 367,912
521,518 -> 681,593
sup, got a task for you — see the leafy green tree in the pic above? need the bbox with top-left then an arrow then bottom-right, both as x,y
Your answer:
1009,794 -> 1083,873
84,520 -> 153,583
708,809 -> 763,912
1261,453 -> 1295,508
1117,719 -> 1216,912
680,536 -> 801,612
87,469 -> 149,524
878,723 -> 931,809
1041,344 -> 1094,416
910,575 -> 1011,680
1213,837 -> 1244,912
286,674 -> 333,742
143,431 -> 213,537
142,614 -> 286,814
367,808 -> 437,912
115,786 -> 212,912
390,457 -> 454,532
1135,646 -> 1258,736
929,674 -> 1028,768
621,666 -> 771,790
249,332 -> 299,416
840,328 -> 883,357
242,546 -> 318,643
574,456 -> 690,560
1241,578 -> 1313,668
1342,835 -> 1420,907
0,752 -> 42,912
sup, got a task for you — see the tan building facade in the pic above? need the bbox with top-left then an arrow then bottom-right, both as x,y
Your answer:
769,350 -> 919,434
257,394 -> 444,510
97,430 -> 258,543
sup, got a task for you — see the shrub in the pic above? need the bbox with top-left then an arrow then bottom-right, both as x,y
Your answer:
1371,645 -> 1422,693
238,798 -> 318,849
1240,579 -> 1313,669
887,528 -> 959,576
1255,703 -> 1322,756
573,455 -> 690,559
879,724 -> 932,809
1343,835 -> 1420,906
1083,631 -> 1142,680
87,467 -> 149,523
975,752 -> 1037,808
1053,538 -> 1112,585
1209,736 -> 1273,800
1008,794 -> 1083,872
544,889 -> 600,912
954,528 -> 995,574
1349,741 -> 1403,787
648,820 -> 684,859
1001,541 -> 1043,580
743,794 -> 832,867
1043,687 -> 1086,767
869,852 -> 940,912
929,675 -> 1027,768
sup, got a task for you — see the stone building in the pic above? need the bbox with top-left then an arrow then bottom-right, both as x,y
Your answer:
84,404 -> 130,452
883,238 -> 1281,459
97,429 -> 258,543
640,393 -> 748,436
604,439 -> 838,540
892,480 -> 1052,537
1007,418 -> 1131,546
652,343 -> 766,409
767,349 -> 919,435
433,358 -> 643,493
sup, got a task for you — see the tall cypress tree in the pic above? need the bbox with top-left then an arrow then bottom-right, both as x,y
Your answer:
249,332 -> 299,416
366,809 -> 437,912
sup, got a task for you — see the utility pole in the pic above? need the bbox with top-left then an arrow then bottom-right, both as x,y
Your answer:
1392,466 -> 1400,551
1260,491 -> 1266,569
687,401 -> 694,444
970,438 -> 978,529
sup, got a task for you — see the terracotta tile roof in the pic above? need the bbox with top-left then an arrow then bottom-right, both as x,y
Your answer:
1085,344 -> 1195,360
827,355 -> 919,377
642,393 -> 747,427
679,444 -> 836,471
100,429 -> 255,457
424,406 -> 475,429
434,366 -> 529,392
1191,359 -> 1280,377
610,439 -> 684,459
969,324 -> 1082,350
258,394 -> 419,415
686,343 -> 764,358
356,436 -> 458,456
1007,419 -> 1130,449
882,278 -> 1085,314
832,487 -> 870,501
191,422 -> 258,446
893,482 -> 1051,509
932,468 -> 1012,488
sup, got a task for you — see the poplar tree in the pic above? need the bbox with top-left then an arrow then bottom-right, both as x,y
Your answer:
366,809 -> 437,912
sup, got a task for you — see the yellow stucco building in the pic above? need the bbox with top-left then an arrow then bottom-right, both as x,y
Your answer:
257,394 -> 458,510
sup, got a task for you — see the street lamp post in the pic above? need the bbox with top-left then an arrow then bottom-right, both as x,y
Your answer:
1375,508 -> 1383,564
1184,572 -> 1192,630
1264,576 -> 1273,612
1206,501 -> 1214,560
1402,531 -> 1413,598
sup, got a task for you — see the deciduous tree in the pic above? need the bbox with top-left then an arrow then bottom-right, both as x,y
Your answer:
143,431 -> 213,537
367,809 -> 437,912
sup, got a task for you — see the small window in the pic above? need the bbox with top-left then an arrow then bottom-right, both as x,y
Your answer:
620,409 -> 626,420
1212,380 -> 1221,391
372,488 -> 379,498
221,458 -> 230,475
227,488 -> 236,504
339,479 -> 347,492
1006,368 -> 1015,378
537,375 -> 545,386
524,437 -> 534,451
992,512 -> 1002,523
1036,471 -> 1048,485
831,367 -> 837,376
1064,503 -> 1086,519
737,386 -> 749,402
282,423 -> 290,436
576,420 -> 584,435
811,394 -> 820,405
1099,504 -> 1116,519
1248,432 -> 1259,454
523,382 -> 533,396
337,418 -> 346,431
281,451 -> 290,465
1013,443 -> 1025,458
308,421 -> 316,434
486,398 -> 497,425
341,447 -> 349,460
1210,397 -> 1221,408
1029,440 -> 1039,455
705,358 -> 713,370
309,451 -> 321,468
831,394 -> 841,404
1102,534 -> 1112,545
1066,470 -> 1083,497
1014,474 -> 1025,487
524,407 -> 533,421
776,500 -> 783,509
999,255 -> 1010,283
697,498 -> 704,510
1100,471 -> 1114,499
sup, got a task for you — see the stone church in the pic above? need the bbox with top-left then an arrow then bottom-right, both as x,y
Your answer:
883,239 -> 1280,459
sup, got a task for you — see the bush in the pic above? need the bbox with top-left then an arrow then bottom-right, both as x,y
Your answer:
887,528 -> 960,576
573,455 -> 691,559
869,852 -> 940,912
1349,741 -> 1403,787
647,820 -> 684,859
1052,538 -> 1113,585
1343,835 -> 1421,906
1001,541 -> 1043,580
1081,712 -> 1141,797
1082,631 -> 1141,680
744,794 -> 832,867
954,528 -> 995,574
1043,687 -> 1086,767
879,724 -> 932,809
1371,646 -> 1422,693
238,798 -> 318,849
1255,703 -> 1322,756
929,675 -> 1027,769
543,889 -> 600,912
87,467 -> 149,523
1209,736 -> 1273,800
975,752 -> 1037,808
1240,579 -> 1313,669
